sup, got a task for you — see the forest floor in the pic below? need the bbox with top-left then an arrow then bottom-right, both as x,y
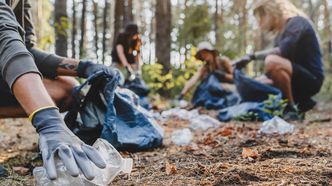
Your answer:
1,101 -> 332,186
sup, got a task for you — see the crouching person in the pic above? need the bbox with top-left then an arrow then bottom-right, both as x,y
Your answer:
236,0 -> 324,120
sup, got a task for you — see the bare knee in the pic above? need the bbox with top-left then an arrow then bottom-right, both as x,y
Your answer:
43,77 -> 79,111
264,55 -> 292,75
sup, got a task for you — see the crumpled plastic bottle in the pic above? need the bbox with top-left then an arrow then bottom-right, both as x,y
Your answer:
33,138 -> 133,186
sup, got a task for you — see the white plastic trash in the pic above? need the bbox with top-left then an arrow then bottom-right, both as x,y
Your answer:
171,128 -> 193,146
33,139 -> 133,186
259,116 -> 295,135
190,115 -> 220,131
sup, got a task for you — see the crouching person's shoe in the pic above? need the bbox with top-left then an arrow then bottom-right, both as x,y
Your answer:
0,165 -> 8,177
283,104 -> 305,121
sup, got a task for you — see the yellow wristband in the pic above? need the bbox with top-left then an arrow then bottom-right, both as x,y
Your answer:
28,106 -> 59,122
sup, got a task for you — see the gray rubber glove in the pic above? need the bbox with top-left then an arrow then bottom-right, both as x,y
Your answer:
233,54 -> 256,69
31,107 -> 106,180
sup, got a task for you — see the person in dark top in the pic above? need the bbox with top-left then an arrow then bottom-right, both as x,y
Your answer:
235,0 -> 324,119
178,42 -> 234,100
0,0 -> 111,180
111,23 -> 142,82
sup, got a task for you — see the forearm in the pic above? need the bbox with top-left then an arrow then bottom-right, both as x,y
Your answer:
254,47 -> 281,60
224,74 -> 233,82
57,58 -> 79,76
181,77 -> 197,95
12,73 -> 55,115
29,48 -> 81,77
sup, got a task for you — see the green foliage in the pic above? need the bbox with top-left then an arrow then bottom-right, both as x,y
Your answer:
233,94 -> 287,121
177,3 -> 212,48
262,95 -> 288,117
54,16 -> 69,37
142,48 -> 202,98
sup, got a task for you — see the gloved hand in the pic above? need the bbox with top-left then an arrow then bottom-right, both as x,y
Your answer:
126,66 -> 136,81
233,54 -> 256,69
176,94 -> 184,101
30,107 -> 106,180
78,60 -> 115,78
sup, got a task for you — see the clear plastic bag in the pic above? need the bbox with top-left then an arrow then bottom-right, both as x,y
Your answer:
33,139 -> 133,186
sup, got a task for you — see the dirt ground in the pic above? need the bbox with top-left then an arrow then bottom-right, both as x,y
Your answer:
1,102 -> 332,186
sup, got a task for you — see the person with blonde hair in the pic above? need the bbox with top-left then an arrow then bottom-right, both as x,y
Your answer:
236,0 -> 324,120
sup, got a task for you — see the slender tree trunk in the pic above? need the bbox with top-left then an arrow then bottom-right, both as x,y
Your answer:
79,0 -> 87,58
93,1 -> 99,62
71,0 -> 77,58
54,0 -> 68,57
214,0 -> 219,46
124,0 -> 134,25
322,0 -> 332,70
102,0 -> 110,64
113,0 -> 124,45
155,0 -> 171,73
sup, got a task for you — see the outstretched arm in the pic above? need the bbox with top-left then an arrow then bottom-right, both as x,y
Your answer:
254,47 -> 281,60
180,67 -> 204,96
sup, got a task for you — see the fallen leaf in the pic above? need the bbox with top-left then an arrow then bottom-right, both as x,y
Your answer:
217,127 -> 233,137
241,148 -> 259,159
12,166 -> 29,175
165,162 -> 177,175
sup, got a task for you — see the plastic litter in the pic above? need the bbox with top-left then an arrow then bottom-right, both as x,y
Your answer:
161,108 -> 220,131
171,128 -> 193,146
190,114 -> 220,131
161,108 -> 199,120
33,139 -> 133,186
259,116 -> 295,135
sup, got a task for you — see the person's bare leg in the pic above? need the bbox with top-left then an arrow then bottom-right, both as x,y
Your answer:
265,54 -> 294,104
43,77 -> 79,112
1,76 -> 79,118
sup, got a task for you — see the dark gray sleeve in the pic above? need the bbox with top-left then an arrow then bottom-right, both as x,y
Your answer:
23,0 -> 36,48
0,0 -> 41,89
29,48 -> 64,79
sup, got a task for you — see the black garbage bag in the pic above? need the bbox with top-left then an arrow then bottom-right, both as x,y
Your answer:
191,72 -> 239,110
64,69 -> 163,151
124,77 -> 150,97
234,69 -> 281,102
124,77 -> 151,110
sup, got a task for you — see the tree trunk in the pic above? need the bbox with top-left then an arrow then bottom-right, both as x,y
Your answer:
93,1 -> 99,62
79,0 -> 87,58
155,0 -> 171,73
54,0 -> 68,57
214,0 -> 219,46
124,0 -> 134,25
322,0 -> 332,70
71,0 -> 77,58
113,0 -> 124,45
102,0 -> 110,64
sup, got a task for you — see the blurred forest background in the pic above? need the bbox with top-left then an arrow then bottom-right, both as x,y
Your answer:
32,0 -> 332,98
